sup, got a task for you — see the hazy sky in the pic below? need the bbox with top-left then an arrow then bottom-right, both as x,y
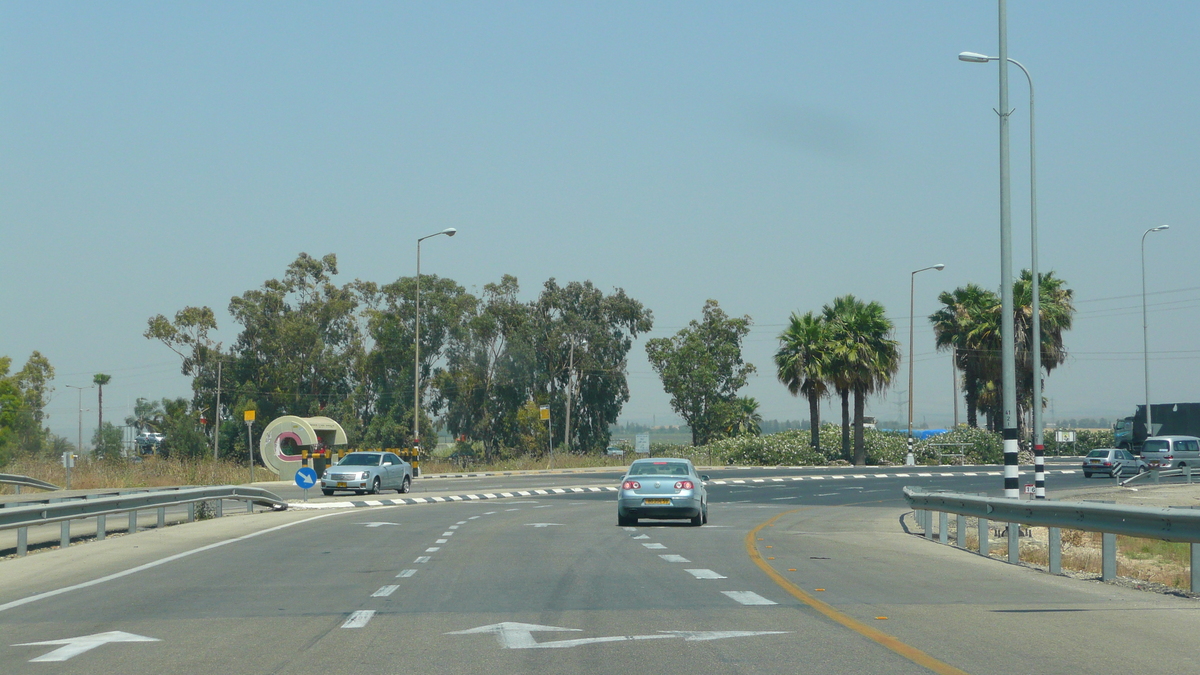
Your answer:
3,1 -> 1198,442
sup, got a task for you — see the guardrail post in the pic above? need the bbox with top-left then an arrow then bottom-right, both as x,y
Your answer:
1102,533 -> 1117,581
188,503 -> 195,522
216,500 -> 224,518
157,507 -> 166,528
938,512 -> 948,544
17,527 -> 27,557
978,518 -> 989,556
245,500 -> 253,513
924,511 -> 934,540
60,521 -> 70,549
1186,466 -> 1193,485
129,510 -> 138,534
956,514 -> 966,548
1191,543 -> 1200,592
97,515 -> 106,541
1153,467 -> 1160,485
1008,523 -> 1019,563
1049,527 -> 1061,574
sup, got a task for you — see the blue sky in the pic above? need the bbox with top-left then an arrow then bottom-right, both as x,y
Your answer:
3,1 -> 1198,441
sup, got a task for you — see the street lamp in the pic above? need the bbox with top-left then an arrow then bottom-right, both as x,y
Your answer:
64,384 -> 93,489
1141,224 -> 1170,439
960,49 -> 1045,497
907,264 -> 945,466
414,228 -> 457,457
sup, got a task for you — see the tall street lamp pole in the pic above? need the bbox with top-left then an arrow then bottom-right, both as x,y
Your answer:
1141,225 -> 1170,439
414,228 -> 457,456
64,384 -> 93,489
960,49 -> 1043,497
907,264 -> 945,466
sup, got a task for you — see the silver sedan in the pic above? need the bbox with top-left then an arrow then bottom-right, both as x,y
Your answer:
617,458 -> 708,526
320,451 -> 413,495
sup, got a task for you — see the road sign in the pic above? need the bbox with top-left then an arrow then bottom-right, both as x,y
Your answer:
1055,430 -> 1076,443
446,622 -> 789,650
295,467 -> 318,489
244,409 -> 255,422
1024,484 -> 1035,495
14,631 -> 160,662
539,406 -> 550,421
635,433 -> 650,454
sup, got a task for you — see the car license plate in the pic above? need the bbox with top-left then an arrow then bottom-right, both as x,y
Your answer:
643,498 -> 671,505
336,482 -> 347,488
1088,459 -> 1100,464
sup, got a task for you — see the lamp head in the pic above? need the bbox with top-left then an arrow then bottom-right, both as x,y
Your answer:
958,52 -> 993,63
1152,225 -> 1169,233
442,227 -> 457,237
934,264 -> 946,271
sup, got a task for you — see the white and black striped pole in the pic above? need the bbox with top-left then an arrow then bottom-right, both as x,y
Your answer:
996,0 -> 1020,499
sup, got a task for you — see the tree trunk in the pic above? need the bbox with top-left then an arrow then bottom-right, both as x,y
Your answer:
852,387 -> 866,466
839,389 -> 851,461
964,371 -> 979,429
808,390 -> 820,452
98,385 -> 104,435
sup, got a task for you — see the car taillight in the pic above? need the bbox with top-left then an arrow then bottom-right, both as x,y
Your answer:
1166,455 -> 1173,460
622,480 -> 640,490
675,480 -> 694,490
1102,461 -> 1112,467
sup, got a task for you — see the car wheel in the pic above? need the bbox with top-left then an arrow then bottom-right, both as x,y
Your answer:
399,476 -> 411,494
702,507 -> 708,525
617,513 -> 635,527
689,512 -> 703,527
369,477 -> 381,495
322,489 -> 333,496
1083,471 -> 1092,478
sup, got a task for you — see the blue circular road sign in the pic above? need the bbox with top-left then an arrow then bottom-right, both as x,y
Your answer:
295,467 -> 318,489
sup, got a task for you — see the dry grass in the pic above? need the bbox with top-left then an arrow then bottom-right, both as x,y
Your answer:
937,517 -> 1194,591
0,456 -> 258,493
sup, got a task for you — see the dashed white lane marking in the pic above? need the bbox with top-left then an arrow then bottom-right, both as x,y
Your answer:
685,569 -> 727,579
505,508 -> 520,512
442,531 -> 455,536
414,556 -> 431,563
772,496 -> 798,500
816,493 -> 839,497
396,569 -> 417,578
425,547 -> 441,552
917,473 -> 932,477
722,591 -> 777,606
642,543 -> 668,550
485,511 -> 497,515
436,539 -> 449,544
632,534 -> 650,539
469,516 -> 481,520
534,505 -> 554,508
963,472 -> 978,476
372,585 -> 400,597
342,610 -> 375,628
894,473 -> 910,477
622,527 -> 637,532
659,554 -> 690,563
450,525 -> 461,529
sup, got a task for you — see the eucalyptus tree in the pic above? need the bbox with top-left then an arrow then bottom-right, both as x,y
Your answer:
775,311 -> 829,451
646,299 -> 754,447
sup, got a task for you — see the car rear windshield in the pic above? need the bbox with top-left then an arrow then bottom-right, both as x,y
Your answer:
1142,440 -> 1169,453
628,462 -> 690,476
1086,450 -> 1109,458
338,454 -> 381,466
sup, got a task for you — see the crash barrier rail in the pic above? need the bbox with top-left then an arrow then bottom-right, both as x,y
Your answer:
0,473 -> 60,493
1119,466 -> 1196,487
902,486 -> 1200,592
0,485 -> 287,558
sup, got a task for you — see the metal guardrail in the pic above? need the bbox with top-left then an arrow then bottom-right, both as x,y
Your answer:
1119,467 -> 1195,487
903,486 -> 1200,591
0,473 -> 60,492
1,485 -> 287,557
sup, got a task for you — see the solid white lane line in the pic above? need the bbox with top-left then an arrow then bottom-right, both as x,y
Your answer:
685,569 -> 727,579
396,569 -> 417,578
342,610 -> 376,628
372,585 -> 399,597
425,547 -> 441,552
659,554 -> 690,563
0,511 -> 348,615
414,556 -> 431,563
722,591 -> 777,606
642,543 -> 667,550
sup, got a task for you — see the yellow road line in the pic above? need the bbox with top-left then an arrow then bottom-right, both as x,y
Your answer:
746,510 -> 971,675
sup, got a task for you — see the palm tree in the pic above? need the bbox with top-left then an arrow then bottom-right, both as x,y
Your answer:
825,297 -> 899,465
929,284 -> 999,428
1013,269 -> 1075,428
93,373 -> 112,434
821,297 -> 859,461
727,396 -> 763,436
775,311 -> 829,452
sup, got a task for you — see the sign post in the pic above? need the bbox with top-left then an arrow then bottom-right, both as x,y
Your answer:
539,406 -> 552,467
1055,430 -> 1077,457
244,410 -> 256,483
295,466 -> 317,502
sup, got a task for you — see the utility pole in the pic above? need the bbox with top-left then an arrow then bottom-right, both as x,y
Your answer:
65,384 -> 92,489
997,0 -> 1020,499
213,360 -> 222,461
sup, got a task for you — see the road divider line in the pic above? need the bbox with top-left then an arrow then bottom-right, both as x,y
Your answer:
659,554 -> 690,563
372,585 -> 399,597
722,591 -> 776,606
746,511 -> 970,675
397,569 -> 417,578
685,569 -> 727,579
341,610 -> 375,628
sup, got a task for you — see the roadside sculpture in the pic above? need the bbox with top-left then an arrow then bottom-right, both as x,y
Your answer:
258,416 -> 348,481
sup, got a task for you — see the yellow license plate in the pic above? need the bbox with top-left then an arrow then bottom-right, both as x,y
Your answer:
643,498 -> 671,505
336,482 -> 347,488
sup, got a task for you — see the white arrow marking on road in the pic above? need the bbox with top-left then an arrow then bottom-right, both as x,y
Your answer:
445,622 -> 790,650
357,522 -> 399,528
525,523 -> 563,528
14,631 -> 161,662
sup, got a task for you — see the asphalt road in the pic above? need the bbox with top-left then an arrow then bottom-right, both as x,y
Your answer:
3,465 -> 1197,674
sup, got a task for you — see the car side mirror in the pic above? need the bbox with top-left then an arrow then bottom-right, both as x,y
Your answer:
701,475 -> 710,482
